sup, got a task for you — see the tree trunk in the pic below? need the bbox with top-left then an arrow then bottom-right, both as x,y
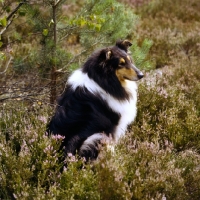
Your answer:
50,2 -> 57,105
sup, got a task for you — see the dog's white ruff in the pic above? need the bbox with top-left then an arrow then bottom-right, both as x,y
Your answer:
68,69 -> 138,141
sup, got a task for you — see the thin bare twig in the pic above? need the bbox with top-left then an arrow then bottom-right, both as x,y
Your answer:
7,1 -> 26,21
55,0 -> 62,7
0,55 -> 13,74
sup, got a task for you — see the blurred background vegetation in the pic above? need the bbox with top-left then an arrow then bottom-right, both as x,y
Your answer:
0,0 -> 200,199
0,0 -> 151,104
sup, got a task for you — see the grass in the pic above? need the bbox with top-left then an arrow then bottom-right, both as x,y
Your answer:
0,0 -> 200,199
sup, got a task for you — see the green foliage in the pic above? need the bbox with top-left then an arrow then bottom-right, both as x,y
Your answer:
42,29 -> 49,36
130,39 -> 153,70
0,17 -> 7,27
58,0 -> 152,73
12,44 -> 38,73
78,0 -> 138,43
21,0 -> 151,76
0,0 -> 152,83
0,52 -> 6,61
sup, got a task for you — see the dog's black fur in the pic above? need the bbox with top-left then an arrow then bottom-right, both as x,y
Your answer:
47,40 -> 143,161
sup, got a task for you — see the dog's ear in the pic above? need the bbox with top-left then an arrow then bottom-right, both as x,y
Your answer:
106,50 -> 112,60
99,48 -> 112,61
116,39 -> 132,52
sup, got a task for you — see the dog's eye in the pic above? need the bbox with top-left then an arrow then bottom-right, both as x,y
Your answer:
119,58 -> 126,65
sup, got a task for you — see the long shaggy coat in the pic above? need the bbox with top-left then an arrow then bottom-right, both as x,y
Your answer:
47,40 -> 144,161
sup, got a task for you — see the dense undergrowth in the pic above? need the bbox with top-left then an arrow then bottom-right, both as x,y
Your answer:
0,0 -> 200,199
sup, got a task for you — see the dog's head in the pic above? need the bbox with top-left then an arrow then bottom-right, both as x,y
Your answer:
99,40 -> 144,84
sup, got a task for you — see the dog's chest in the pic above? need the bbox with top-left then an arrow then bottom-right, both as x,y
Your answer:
114,96 -> 137,141
103,80 -> 138,141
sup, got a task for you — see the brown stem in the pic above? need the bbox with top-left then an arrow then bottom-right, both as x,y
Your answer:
50,1 -> 58,105
50,66 -> 57,105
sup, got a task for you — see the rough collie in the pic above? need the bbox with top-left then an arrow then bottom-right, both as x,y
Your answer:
47,40 -> 144,161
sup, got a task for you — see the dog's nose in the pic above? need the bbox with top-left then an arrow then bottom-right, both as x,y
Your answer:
137,72 -> 144,79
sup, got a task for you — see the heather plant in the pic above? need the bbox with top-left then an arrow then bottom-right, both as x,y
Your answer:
135,89 -> 199,151
0,102 -> 62,199
136,0 -> 200,68
1,87 -> 200,199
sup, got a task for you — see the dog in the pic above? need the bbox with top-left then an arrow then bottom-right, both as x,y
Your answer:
47,40 -> 144,161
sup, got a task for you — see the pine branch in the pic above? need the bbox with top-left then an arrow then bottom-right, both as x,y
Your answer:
0,1 -> 27,36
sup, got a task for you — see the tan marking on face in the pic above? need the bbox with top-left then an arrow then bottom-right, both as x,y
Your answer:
119,58 -> 125,64
116,68 -> 137,86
